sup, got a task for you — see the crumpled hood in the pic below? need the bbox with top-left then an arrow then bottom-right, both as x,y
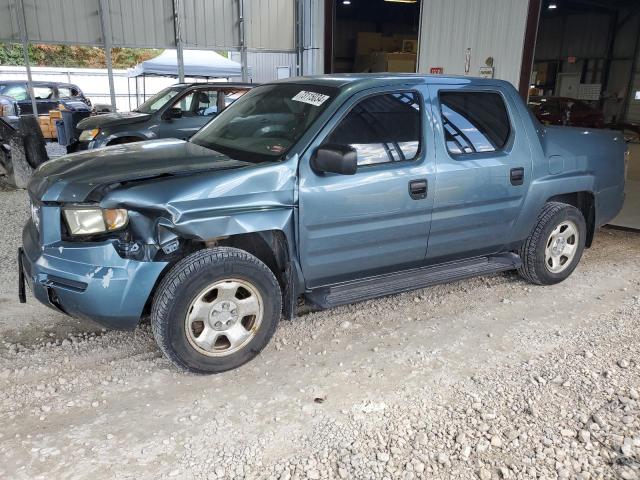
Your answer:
29,139 -> 252,202
77,111 -> 151,129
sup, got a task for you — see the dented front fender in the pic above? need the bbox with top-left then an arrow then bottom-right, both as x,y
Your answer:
100,155 -> 298,253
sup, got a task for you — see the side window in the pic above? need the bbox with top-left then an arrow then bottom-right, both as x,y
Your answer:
58,86 -> 80,98
58,87 -> 72,98
174,90 -> 218,116
324,92 -> 421,167
3,85 -> 28,101
439,92 -> 511,155
33,86 -> 54,100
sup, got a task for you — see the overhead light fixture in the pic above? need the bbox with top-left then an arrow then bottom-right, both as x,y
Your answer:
385,0 -> 418,3
548,2 -> 557,9
342,0 -> 351,4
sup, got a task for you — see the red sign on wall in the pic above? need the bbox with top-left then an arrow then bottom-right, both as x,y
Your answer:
430,67 -> 444,74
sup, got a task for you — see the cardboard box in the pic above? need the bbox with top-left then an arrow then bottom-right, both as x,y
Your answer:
392,34 -> 418,49
356,32 -> 382,55
381,36 -> 402,53
401,39 -> 418,54
38,114 -> 58,139
386,59 -> 416,73
370,52 -> 417,73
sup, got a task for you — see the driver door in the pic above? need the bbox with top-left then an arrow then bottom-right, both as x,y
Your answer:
158,88 -> 219,140
298,87 -> 435,287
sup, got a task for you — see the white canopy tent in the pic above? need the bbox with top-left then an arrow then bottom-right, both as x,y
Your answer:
128,49 -> 242,78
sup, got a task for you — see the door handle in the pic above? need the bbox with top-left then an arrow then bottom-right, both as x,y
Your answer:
510,168 -> 524,186
409,179 -> 428,200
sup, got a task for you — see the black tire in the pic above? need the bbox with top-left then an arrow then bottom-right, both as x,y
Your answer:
151,247 -> 282,374
518,202 -> 587,285
66,142 -> 79,154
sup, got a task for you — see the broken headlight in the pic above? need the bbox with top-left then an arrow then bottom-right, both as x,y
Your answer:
63,208 -> 128,235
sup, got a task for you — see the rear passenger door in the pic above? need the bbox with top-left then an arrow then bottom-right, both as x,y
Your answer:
425,85 -> 532,263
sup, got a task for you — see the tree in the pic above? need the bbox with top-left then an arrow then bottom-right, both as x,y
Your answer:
0,43 -> 161,69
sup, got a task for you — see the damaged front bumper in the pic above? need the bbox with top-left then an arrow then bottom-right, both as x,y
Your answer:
21,221 -> 167,329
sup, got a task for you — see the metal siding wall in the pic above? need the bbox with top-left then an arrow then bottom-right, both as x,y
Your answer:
246,0 -> 295,50
628,72 -> 640,122
0,0 -> 292,50
627,19 -> 640,123
543,13 -> 610,59
614,12 -> 640,59
181,0 -> 239,49
535,13 -> 629,65
0,0 -> 19,41
230,50 -> 297,82
301,0 -> 323,75
21,0 -> 102,44
534,15 -> 562,60
564,14 -> 609,58
109,0 -> 175,48
418,0 -> 529,87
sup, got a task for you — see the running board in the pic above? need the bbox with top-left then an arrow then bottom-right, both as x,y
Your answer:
306,253 -> 522,309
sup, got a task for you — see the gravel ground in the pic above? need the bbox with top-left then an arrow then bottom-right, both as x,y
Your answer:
0,185 -> 639,480
44,141 -> 67,159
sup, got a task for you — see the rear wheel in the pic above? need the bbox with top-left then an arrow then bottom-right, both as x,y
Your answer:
151,247 -> 282,374
518,202 -> 586,285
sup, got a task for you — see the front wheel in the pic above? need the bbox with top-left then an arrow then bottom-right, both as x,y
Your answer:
518,202 -> 587,285
151,247 -> 282,374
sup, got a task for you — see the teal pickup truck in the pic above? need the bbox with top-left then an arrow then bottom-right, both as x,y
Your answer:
21,74 -> 627,373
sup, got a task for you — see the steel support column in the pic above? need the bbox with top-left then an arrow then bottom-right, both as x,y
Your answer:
99,0 -> 117,110
173,0 -> 185,83
17,0 -> 38,116
239,0 -> 248,82
518,0 -> 542,99
295,0 -> 304,76
623,17 -> 640,122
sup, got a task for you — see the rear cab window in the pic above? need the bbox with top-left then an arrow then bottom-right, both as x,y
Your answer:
439,91 -> 511,155
57,86 -> 81,99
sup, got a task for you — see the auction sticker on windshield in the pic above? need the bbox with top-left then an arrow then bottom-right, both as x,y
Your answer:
292,91 -> 330,107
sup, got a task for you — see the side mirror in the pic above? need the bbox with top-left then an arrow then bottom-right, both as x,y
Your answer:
311,144 -> 357,175
163,107 -> 183,120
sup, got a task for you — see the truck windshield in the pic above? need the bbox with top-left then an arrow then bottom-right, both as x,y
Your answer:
135,86 -> 182,113
190,83 -> 338,161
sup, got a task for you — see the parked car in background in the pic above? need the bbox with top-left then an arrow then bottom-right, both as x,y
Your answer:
0,80 -> 91,114
0,94 -> 19,120
76,83 -> 253,149
21,75 -> 626,374
528,96 -> 605,129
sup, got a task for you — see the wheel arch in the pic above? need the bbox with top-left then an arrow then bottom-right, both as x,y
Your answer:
142,229 -> 301,322
545,191 -> 595,247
